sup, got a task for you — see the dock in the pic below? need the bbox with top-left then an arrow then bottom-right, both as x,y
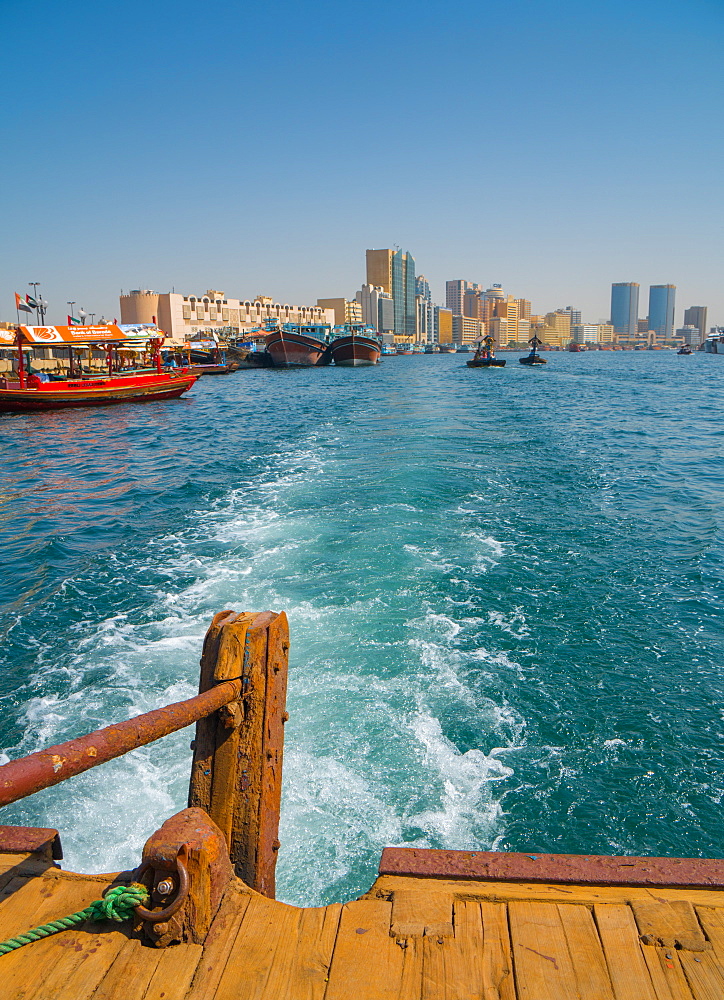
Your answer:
1,610 -> 723,998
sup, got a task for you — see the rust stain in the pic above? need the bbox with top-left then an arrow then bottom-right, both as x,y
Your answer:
521,945 -> 559,970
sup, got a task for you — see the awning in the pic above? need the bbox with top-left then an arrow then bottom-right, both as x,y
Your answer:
8,324 -> 166,346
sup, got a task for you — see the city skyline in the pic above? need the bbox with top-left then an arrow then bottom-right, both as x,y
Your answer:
1,0 -> 722,327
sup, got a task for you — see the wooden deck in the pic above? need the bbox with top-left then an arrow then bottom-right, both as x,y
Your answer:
3,846 -> 724,999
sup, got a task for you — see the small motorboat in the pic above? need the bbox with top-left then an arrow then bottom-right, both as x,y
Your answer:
677,344 -> 693,355
520,334 -> 547,365
467,335 -> 506,368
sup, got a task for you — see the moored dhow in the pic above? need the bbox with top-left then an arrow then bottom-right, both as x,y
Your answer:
0,325 -> 198,412
329,325 -> 381,366
264,321 -> 332,367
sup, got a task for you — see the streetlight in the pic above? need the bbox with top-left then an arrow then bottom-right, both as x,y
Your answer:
67,301 -> 76,323
89,313 -> 96,325
38,299 -> 48,324
79,308 -> 87,326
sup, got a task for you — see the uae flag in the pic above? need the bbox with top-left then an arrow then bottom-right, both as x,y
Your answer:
67,315 -> 82,325
15,292 -> 33,313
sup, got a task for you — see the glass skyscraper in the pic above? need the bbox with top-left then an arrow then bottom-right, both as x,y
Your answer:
648,285 -> 676,338
610,283 -> 639,336
392,250 -> 416,340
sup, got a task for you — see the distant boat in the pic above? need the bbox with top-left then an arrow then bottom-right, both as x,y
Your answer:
329,326 -> 381,366
439,344 -> 456,353
677,344 -> 693,355
467,335 -> 506,368
265,322 -> 332,368
455,345 -> 472,353
520,334 -> 548,365
568,342 -> 583,352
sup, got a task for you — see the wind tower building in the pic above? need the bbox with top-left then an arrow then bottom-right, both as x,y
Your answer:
610,283 -> 639,337
648,284 -> 676,339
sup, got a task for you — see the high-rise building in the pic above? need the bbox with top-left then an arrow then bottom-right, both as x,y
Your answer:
683,306 -> 708,346
560,306 -> 581,326
648,284 -> 676,338
416,296 -> 434,343
677,325 -> 700,346
516,299 -> 531,321
610,283 -> 639,337
416,275 -> 431,302
367,249 -> 416,341
355,285 -> 394,334
435,307 -> 453,344
446,280 -> 482,316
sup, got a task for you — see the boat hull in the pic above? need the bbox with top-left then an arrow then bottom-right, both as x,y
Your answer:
330,335 -> 381,366
0,371 -> 197,412
467,359 -> 506,367
519,356 -> 547,365
265,331 -> 330,367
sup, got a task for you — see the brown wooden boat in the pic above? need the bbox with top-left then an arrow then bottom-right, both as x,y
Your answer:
329,329 -> 381,366
1,609 -> 724,998
265,324 -> 331,367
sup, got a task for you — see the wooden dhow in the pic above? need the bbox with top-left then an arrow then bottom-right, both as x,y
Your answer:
329,327 -> 381,366
264,323 -> 332,368
1,610 -> 724,998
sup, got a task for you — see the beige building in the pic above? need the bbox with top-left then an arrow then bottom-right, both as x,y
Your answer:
452,315 -> 484,344
436,308 -> 453,344
316,298 -> 362,325
541,310 -> 572,346
120,289 -> 333,340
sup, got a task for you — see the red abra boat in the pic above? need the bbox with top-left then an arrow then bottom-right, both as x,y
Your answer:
0,325 -> 197,412
264,323 -> 331,367
329,326 -> 381,366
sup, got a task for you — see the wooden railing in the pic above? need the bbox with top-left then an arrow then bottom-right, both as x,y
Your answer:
0,609 -> 289,898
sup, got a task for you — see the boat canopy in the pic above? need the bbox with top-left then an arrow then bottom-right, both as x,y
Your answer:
0,324 -> 166,347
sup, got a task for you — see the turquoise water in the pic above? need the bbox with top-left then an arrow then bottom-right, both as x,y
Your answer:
1,352 -> 723,905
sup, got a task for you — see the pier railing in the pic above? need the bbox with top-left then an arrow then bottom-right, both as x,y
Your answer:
0,609 -> 289,898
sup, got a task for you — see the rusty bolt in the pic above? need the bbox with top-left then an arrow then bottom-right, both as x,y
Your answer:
153,922 -> 169,936
156,878 -> 175,896
272,839 -> 281,852
282,712 -> 290,723
190,740 -> 196,750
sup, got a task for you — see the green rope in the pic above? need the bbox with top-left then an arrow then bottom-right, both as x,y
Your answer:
0,882 -> 149,956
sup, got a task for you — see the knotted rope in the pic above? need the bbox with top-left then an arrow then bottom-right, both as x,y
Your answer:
0,882 -> 149,956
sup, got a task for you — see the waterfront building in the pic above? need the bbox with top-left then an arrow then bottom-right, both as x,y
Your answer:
445,280 -> 482,316
610,282 -> 639,337
488,316 -> 509,346
648,284 -> 676,338
355,284 -> 394,335
416,275 -> 431,302
435,307 -> 453,344
676,325 -> 699,346
571,323 -> 600,345
683,306 -> 708,346
637,319 -> 650,334
598,323 -> 615,344
416,296 -> 434,343
542,310 -> 572,346
481,285 -> 505,323
316,298 -> 362,326
560,305 -> 582,326
120,289 -> 333,339
367,248 -> 416,342
516,299 -> 532,321
453,315 -> 484,345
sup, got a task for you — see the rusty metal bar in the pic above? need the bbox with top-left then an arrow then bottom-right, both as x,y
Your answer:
0,678 -> 242,809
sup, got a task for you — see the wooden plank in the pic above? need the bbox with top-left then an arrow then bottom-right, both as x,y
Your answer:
557,903 -> 615,999
213,615 -> 259,681
87,937 -> 165,1000
324,899 -> 405,1000
186,886 -> 252,1000
480,901 -> 515,1000
285,904 -> 343,1000
695,907 -> 724,962
678,949 -> 724,1000
212,892 -> 300,1000
508,899 -> 580,999
255,611 -> 289,898
594,903 -> 658,1000
640,943 -> 695,1000
391,889 -> 454,938
632,900 -> 709,951
397,936 -> 424,1000
420,900 -> 483,1000
143,942 -> 204,1000
0,875 -> 120,999
371,873 -> 724,908
24,925 -> 130,1000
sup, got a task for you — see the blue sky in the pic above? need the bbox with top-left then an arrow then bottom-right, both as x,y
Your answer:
1,0 -> 722,326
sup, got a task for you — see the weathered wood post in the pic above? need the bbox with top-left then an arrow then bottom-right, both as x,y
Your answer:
188,609 -> 290,897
